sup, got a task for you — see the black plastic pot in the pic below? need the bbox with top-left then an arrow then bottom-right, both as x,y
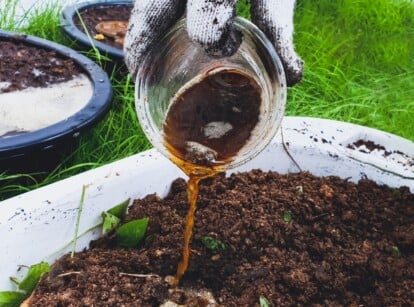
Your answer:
0,30 -> 113,173
60,0 -> 133,72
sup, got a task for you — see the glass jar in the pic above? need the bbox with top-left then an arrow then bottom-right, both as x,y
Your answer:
135,17 -> 287,173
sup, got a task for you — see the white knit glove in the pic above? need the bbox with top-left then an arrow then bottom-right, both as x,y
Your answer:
124,0 -> 303,86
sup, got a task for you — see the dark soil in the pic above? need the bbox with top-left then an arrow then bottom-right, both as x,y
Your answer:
347,139 -> 414,167
0,39 -> 82,93
31,170 -> 414,306
347,139 -> 387,152
73,4 -> 132,49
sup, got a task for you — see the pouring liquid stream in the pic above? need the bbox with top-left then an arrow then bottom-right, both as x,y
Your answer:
170,166 -> 217,287
163,68 -> 262,286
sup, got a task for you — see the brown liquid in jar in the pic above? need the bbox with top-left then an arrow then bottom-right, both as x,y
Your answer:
163,69 -> 262,286
164,69 -> 262,168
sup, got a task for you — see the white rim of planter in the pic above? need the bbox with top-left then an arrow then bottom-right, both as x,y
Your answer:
0,116 -> 413,290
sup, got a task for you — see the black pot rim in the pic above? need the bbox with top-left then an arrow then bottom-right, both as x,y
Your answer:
0,30 -> 113,159
60,0 -> 133,61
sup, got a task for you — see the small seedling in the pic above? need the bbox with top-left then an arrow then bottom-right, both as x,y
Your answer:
18,262 -> 50,294
0,262 -> 50,306
201,236 -> 226,252
102,211 -> 121,235
107,198 -> 130,219
116,218 -> 149,248
259,295 -> 271,307
101,198 -> 130,235
101,199 -> 149,247
391,245 -> 401,257
283,211 -> 293,223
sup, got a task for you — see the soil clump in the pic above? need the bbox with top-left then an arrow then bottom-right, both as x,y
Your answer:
30,170 -> 414,306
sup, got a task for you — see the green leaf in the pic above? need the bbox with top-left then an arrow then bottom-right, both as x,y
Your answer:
391,246 -> 401,257
18,262 -> 50,293
259,295 -> 270,307
201,236 -> 226,251
116,218 -> 149,247
107,199 -> 130,219
0,291 -> 27,307
283,211 -> 292,223
101,211 -> 121,235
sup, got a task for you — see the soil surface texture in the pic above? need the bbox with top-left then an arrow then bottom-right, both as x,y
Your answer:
0,39 -> 82,93
31,171 -> 414,306
74,4 -> 132,49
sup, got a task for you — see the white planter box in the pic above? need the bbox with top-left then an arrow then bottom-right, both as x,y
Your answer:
0,117 -> 413,290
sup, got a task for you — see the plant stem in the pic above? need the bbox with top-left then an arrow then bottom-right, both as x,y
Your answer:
71,185 -> 87,258
44,223 -> 102,262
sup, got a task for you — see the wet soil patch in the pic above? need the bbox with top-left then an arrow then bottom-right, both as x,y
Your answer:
347,139 -> 414,167
0,40 -> 82,93
347,139 -> 387,153
73,5 -> 132,49
31,170 -> 414,306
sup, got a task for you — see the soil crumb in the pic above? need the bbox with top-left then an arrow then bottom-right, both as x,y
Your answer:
31,171 -> 414,306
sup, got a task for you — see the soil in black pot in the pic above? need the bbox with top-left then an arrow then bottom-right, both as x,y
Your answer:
0,38 -> 91,137
0,40 -> 83,93
30,170 -> 413,306
0,38 -> 91,136
0,37 -> 94,173
73,5 -> 132,49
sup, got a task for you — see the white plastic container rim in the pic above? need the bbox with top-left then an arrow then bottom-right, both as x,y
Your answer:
0,116 -> 413,290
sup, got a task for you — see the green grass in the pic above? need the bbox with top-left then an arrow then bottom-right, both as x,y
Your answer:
0,0 -> 413,200
289,0 -> 414,139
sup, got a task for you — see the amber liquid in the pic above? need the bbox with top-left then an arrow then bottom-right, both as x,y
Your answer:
164,69 -> 262,286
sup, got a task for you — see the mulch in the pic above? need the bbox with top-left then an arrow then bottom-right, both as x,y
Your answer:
30,170 -> 414,306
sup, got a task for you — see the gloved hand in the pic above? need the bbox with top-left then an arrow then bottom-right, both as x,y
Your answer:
124,0 -> 303,86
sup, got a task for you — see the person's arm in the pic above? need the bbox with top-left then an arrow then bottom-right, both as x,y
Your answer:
124,0 -> 185,79
252,0 -> 303,86
124,0 -> 303,86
